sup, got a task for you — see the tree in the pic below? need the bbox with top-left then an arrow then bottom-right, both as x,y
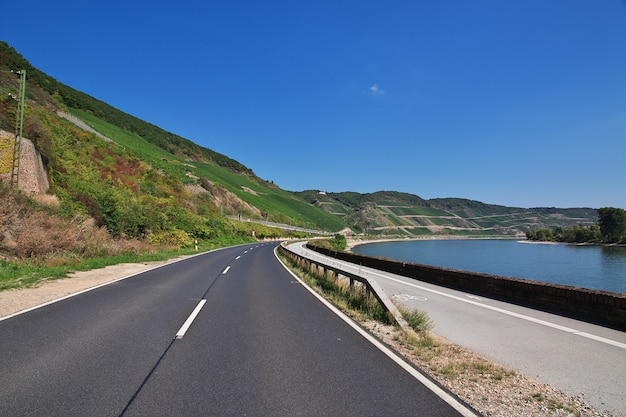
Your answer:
598,207 -> 626,243
330,234 -> 347,251
526,228 -> 554,241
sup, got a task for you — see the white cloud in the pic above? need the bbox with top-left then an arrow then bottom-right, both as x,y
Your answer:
368,84 -> 385,96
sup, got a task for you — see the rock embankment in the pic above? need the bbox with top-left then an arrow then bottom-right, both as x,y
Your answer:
0,129 -> 49,194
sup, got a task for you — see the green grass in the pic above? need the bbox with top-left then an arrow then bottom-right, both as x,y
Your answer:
70,109 -> 346,232
404,228 -> 434,236
400,306 -> 434,333
385,206 -> 450,216
322,203 -> 350,214
70,109 -> 193,181
386,214 -> 411,227
0,236 -> 255,292
278,250 -> 391,323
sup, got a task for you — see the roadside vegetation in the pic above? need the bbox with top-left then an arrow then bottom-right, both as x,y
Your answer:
0,181 -> 308,291
308,234 -> 347,252
277,247 -> 392,324
0,43 -> 346,290
526,207 -> 626,244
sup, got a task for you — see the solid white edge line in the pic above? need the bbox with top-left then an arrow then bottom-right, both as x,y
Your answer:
274,247 -> 478,417
176,299 -> 207,339
298,244 -> 626,351
374,273 -> 626,350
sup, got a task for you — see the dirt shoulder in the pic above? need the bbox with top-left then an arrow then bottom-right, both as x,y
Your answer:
0,259 -> 180,319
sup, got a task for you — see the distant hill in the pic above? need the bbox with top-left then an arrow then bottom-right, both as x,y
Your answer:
295,190 -> 597,237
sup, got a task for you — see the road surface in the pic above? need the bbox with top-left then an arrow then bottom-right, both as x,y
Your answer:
0,242 -> 473,416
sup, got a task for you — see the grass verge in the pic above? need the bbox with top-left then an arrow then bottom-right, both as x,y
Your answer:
277,250 -> 392,324
0,236 -> 256,291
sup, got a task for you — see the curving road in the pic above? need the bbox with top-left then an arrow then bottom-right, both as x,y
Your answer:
288,242 -> 626,415
0,242 -> 474,416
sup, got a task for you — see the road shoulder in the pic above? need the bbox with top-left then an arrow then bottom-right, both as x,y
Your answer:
0,260 -> 175,319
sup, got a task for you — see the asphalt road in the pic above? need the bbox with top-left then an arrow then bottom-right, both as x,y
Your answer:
0,242 -> 473,416
288,242 -> 626,415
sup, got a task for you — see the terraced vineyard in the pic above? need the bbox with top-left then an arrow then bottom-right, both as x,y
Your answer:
295,190 -> 597,237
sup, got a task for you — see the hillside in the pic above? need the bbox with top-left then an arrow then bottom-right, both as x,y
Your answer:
296,190 -> 597,237
0,40 -> 599,258
0,42 -> 346,247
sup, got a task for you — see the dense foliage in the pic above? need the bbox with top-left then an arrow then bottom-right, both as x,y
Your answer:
526,207 -> 626,244
597,207 -> 626,243
310,234 -> 347,252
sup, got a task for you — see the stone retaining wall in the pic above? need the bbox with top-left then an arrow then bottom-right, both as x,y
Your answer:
308,244 -> 626,331
0,130 -> 49,194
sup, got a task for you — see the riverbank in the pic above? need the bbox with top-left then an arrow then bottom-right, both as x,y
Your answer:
521,240 -> 626,247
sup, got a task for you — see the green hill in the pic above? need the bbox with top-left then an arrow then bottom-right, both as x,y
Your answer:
0,40 -> 599,261
296,190 -> 597,237
0,41 -> 345,251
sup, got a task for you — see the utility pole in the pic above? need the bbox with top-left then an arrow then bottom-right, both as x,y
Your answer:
11,69 -> 26,190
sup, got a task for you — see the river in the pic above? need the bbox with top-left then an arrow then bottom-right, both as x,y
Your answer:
352,239 -> 626,294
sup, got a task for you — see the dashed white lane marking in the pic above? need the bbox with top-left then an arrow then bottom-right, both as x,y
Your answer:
176,299 -> 207,339
222,266 -> 231,275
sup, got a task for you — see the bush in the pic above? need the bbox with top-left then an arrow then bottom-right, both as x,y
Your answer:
148,230 -> 192,247
310,234 -> 347,251
330,234 -> 347,251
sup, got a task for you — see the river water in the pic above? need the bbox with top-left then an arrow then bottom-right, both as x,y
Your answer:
352,239 -> 626,294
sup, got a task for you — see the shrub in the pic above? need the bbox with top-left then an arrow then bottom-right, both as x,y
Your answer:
148,230 -> 192,247
401,307 -> 434,334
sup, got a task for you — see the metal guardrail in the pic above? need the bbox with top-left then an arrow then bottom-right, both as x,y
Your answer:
278,243 -> 415,335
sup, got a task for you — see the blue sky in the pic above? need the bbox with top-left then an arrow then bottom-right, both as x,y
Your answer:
2,1 -> 625,208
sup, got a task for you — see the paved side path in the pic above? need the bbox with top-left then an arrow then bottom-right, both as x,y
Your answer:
288,242 -> 626,415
